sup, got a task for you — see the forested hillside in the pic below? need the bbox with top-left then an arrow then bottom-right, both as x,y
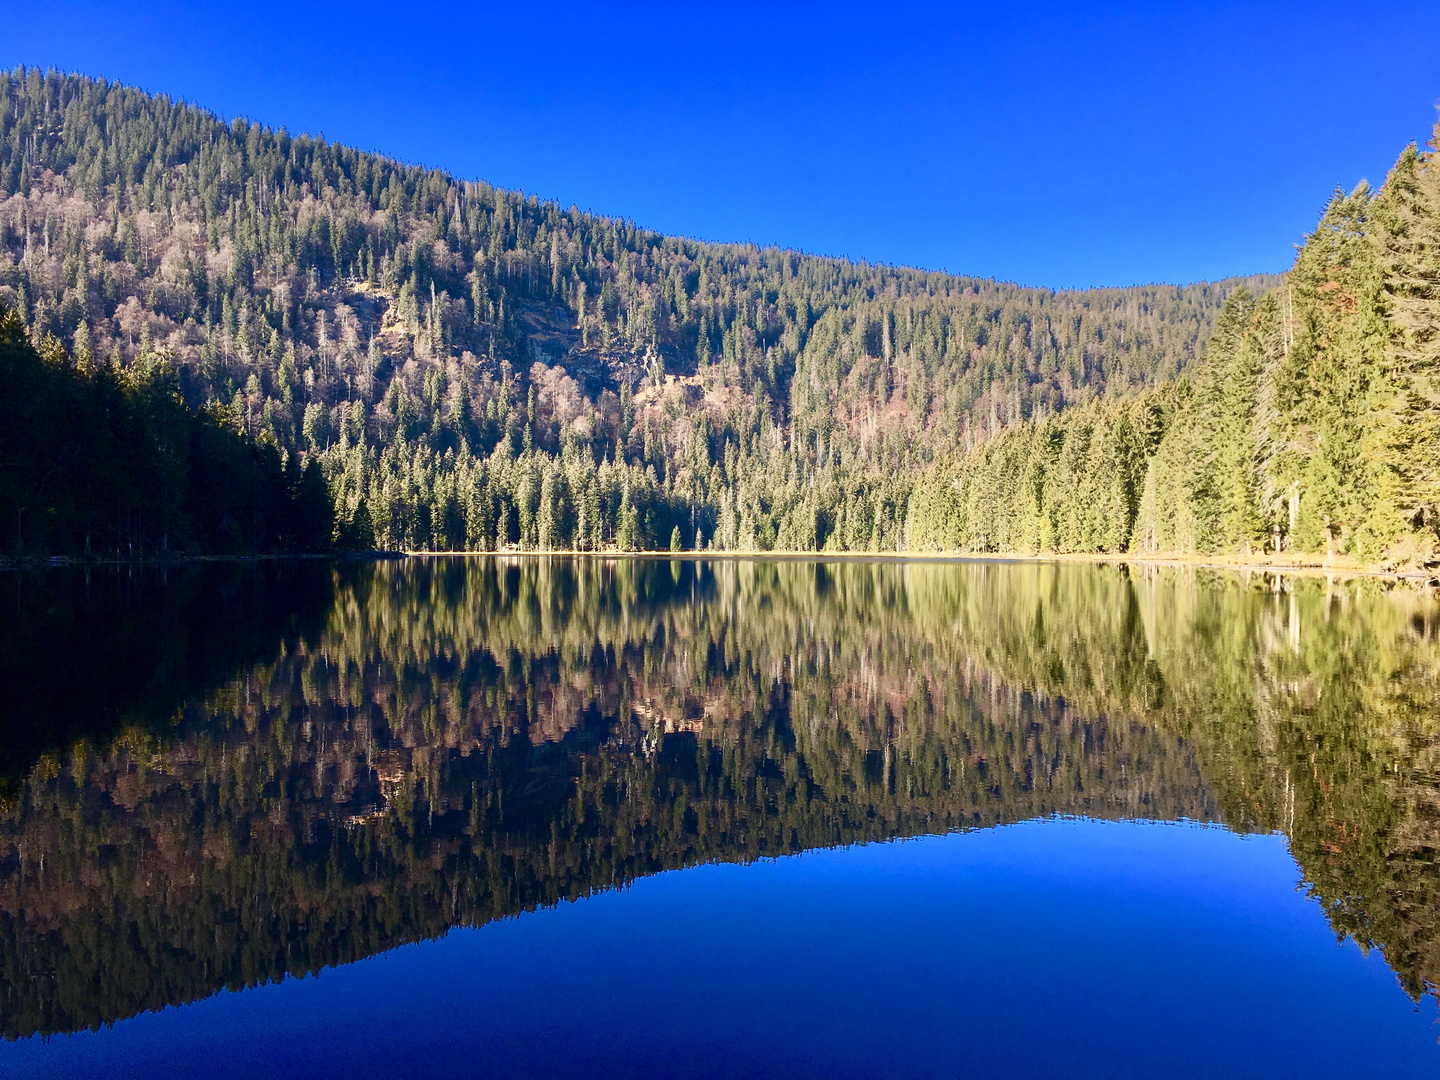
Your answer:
908,130 -> 1440,564
0,67 -> 1276,556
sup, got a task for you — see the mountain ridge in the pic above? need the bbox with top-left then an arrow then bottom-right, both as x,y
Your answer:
12,65 -> 1429,561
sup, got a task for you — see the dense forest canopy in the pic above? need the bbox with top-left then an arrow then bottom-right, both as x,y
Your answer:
1,557 -> 1436,1036
1,67 -> 1286,556
908,155 -> 1440,564
0,304 -> 332,555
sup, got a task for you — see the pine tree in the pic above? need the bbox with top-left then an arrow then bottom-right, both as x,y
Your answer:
1368,124 -> 1440,554
1213,298 -> 1273,552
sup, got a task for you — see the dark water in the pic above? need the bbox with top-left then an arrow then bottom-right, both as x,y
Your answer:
1,557 -> 1438,1078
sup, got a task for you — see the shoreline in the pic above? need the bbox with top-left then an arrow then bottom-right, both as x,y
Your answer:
4,548 -> 1435,586
403,547 -> 1439,585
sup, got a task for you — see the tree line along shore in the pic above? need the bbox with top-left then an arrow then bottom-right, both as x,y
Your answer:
1,68 -> 1436,567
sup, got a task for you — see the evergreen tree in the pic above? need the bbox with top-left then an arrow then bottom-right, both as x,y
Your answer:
1369,124 -> 1440,553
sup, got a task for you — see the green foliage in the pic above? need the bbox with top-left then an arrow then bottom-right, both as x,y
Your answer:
6,67 -> 1435,560
0,68 -> 1272,554
0,304 -> 331,556
1368,136 -> 1440,553
910,126 -> 1440,562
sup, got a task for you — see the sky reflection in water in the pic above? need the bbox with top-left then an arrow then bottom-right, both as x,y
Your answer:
11,820 -> 1438,1080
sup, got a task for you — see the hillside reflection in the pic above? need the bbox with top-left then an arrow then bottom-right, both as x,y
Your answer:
1,557 -> 1437,1038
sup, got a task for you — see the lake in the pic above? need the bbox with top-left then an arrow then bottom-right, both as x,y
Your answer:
1,557 -> 1437,1078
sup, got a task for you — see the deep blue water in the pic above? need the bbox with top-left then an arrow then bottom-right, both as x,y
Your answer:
7,818 -> 1436,1080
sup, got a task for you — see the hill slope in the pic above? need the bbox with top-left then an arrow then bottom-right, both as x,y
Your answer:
907,136 -> 1440,564
0,67 -> 1281,553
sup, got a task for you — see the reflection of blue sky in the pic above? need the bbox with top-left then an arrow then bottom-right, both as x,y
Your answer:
11,818 -> 1436,1079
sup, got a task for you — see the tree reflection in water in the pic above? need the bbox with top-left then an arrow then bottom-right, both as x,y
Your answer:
0,557 -> 1436,1038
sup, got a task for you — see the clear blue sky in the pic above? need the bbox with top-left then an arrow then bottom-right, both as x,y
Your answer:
8,1 -> 1440,288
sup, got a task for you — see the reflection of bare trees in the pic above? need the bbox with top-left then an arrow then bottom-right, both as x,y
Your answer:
0,558 -> 1436,1037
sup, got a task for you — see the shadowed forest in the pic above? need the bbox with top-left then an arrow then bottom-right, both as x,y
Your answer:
1,557 -> 1436,1038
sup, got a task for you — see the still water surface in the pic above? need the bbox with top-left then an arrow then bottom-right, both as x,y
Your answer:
1,557 -> 1438,1077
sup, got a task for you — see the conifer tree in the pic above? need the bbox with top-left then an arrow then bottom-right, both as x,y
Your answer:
1369,124 -> 1440,552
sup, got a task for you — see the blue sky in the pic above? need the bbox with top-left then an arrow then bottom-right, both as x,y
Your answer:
8,1 -> 1440,288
